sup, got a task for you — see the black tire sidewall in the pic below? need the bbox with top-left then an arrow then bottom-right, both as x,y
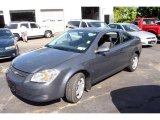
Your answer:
66,73 -> 85,103
14,33 -> 20,41
45,31 -> 52,38
16,45 -> 20,56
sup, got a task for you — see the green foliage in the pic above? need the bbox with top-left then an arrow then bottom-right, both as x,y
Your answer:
137,7 -> 160,20
114,7 -> 137,23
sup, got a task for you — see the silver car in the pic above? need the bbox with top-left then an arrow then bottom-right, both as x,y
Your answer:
66,19 -> 110,30
109,23 -> 157,46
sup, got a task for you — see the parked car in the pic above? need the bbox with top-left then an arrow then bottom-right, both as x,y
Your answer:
132,18 -> 160,41
108,23 -> 157,46
7,21 -> 54,40
66,19 -> 110,30
6,28 -> 142,103
0,28 -> 19,59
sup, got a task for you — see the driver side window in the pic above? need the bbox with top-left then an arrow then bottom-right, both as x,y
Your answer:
98,32 -> 120,49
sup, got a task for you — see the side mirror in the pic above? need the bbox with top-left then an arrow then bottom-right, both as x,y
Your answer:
95,46 -> 110,54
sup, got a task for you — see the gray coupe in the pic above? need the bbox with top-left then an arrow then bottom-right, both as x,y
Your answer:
6,28 -> 142,103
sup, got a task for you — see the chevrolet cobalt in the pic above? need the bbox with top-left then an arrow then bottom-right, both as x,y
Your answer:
6,28 -> 142,103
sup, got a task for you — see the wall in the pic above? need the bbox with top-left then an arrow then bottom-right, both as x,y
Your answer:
1,0 -> 159,27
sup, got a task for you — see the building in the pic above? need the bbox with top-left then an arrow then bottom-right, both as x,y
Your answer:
0,0 -> 158,32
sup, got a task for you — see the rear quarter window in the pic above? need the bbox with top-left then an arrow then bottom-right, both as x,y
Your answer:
68,21 -> 80,28
8,24 -> 18,29
108,24 -> 117,29
20,23 -> 29,28
143,19 -> 155,24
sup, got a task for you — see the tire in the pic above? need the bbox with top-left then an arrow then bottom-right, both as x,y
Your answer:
126,53 -> 139,72
16,45 -> 20,56
44,31 -> 52,38
65,73 -> 85,103
13,33 -> 20,41
12,45 -> 19,59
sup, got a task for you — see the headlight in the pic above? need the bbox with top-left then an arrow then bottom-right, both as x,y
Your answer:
30,69 -> 59,83
5,45 -> 15,50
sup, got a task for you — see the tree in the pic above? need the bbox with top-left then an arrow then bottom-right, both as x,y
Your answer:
114,7 -> 137,23
137,7 -> 160,20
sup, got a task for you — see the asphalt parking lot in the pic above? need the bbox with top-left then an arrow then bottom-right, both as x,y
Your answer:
0,34 -> 160,113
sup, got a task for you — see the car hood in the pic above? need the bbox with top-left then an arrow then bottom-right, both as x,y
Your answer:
0,37 -> 15,47
128,31 -> 156,38
12,47 -> 81,73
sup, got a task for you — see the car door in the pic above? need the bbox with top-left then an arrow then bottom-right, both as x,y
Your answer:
30,23 -> 44,36
119,31 -> 135,64
92,31 -> 125,83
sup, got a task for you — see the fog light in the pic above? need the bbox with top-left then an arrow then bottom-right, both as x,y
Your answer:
141,42 -> 146,44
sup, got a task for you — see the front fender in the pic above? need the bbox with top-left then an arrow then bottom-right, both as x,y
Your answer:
58,65 -> 91,97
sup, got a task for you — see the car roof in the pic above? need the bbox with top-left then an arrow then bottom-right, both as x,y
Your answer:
69,19 -> 103,22
9,21 -> 35,24
109,23 -> 135,25
0,28 -> 10,31
67,27 -> 121,33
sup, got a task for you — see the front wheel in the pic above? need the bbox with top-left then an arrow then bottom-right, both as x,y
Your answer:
126,53 -> 139,72
65,73 -> 85,103
16,45 -> 20,56
13,33 -> 20,41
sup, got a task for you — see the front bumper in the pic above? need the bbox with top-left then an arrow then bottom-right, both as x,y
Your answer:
141,38 -> 157,46
6,66 -> 64,102
0,49 -> 17,59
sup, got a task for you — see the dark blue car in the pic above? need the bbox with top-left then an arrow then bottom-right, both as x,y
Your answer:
6,28 -> 142,103
0,28 -> 19,59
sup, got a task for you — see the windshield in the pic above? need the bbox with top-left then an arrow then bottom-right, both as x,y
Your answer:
87,22 -> 110,28
7,24 -> 18,29
122,24 -> 141,32
46,31 -> 98,53
0,29 -> 13,38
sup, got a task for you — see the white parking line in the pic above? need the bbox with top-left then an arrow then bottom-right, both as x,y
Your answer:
0,66 -> 7,73
0,95 -> 14,112
52,92 -> 110,113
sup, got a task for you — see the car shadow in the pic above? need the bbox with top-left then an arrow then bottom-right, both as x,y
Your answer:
111,85 -> 160,113
0,58 -> 13,63
13,93 -> 61,106
142,45 -> 152,48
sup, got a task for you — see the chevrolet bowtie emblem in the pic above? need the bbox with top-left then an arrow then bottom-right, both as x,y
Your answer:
14,71 -> 19,75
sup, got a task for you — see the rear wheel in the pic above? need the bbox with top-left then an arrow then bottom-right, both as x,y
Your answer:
126,53 -> 139,72
44,31 -> 52,38
65,73 -> 85,103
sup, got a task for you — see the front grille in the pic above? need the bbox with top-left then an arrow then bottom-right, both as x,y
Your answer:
148,41 -> 156,44
11,66 -> 29,78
